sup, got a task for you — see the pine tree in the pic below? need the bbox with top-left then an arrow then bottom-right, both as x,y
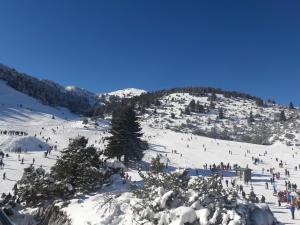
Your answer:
218,108 -> 225,119
188,99 -> 196,112
197,103 -> 205,113
170,113 -> 175,119
280,110 -> 286,122
150,155 -> 165,174
51,136 -> 107,193
289,102 -> 294,109
209,101 -> 215,109
184,106 -> 190,115
105,105 -> 146,165
255,98 -> 264,107
248,111 -> 255,124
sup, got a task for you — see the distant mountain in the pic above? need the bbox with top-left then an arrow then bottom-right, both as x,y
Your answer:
1,63 -> 299,146
105,88 -> 146,98
0,64 -> 97,114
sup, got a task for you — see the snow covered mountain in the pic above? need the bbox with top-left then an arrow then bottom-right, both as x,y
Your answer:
0,66 -> 298,224
131,90 -> 300,146
101,88 -> 146,99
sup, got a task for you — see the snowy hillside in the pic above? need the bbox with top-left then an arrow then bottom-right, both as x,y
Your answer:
53,127 -> 300,224
137,91 -> 300,146
0,76 -> 299,224
65,85 -> 97,105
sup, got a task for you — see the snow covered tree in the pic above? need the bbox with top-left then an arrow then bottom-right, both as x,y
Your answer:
255,98 -> 264,107
184,107 -> 190,115
289,101 -> 294,109
149,155 -> 165,174
248,111 -> 255,124
132,169 -> 254,225
218,108 -> 225,119
15,166 -> 51,207
51,136 -> 109,193
170,113 -> 175,119
209,100 -> 215,109
279,110 -> 286,122
104,105 -> 146,165
189,99 -> 196,112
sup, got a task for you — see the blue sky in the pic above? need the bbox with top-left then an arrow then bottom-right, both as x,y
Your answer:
0,1 -> 299,104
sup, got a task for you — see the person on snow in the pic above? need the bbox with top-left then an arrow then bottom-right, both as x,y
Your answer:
261,195 -> 266,203
277,192 -> 282,206
290,198 -> 297,220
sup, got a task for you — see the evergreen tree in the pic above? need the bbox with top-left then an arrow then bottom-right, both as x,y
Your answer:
188,99 -> 196,112
279,110 -> 286,122
218,108 -> 225,119
255,98 -> 264,107
105,105 -> 146,164
170,113 -> 175,119
209,92 -> 217,101
209,101 -> 215,109
184,106 -> 190,115
289,102 -> 294,109
51,136 -> 107,193
197,103 -> 205,113
150,155 -> 165,174
248,111 -> 255,124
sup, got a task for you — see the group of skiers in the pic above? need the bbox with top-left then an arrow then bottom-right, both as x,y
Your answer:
0,130 -> 28,136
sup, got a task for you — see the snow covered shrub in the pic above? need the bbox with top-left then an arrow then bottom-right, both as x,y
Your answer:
15,136 -> 113,207
133,170 -> 278,225
51,136 -> 111,193
15,166 -> 52,207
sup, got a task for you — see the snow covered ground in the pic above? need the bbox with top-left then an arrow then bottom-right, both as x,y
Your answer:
61,126 -> 300,224
0,81 -> 300,224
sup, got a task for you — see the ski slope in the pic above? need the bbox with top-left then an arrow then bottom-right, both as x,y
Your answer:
61,125 -> 300,225
0,81 -> 299,224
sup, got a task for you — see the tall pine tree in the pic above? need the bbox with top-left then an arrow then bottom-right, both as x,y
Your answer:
105,104 -> 146,165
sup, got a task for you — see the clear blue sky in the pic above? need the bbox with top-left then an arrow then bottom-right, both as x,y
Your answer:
0,1 -> 299,104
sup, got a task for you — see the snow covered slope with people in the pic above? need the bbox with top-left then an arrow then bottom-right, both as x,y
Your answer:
0,76 -> 299,224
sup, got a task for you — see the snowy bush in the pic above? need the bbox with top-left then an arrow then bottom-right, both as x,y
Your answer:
133,170 -> 279,225
14,136 -> 114,207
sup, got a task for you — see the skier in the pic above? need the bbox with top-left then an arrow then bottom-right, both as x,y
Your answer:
290,198 -> 297,220
261,195 -> 266,203
3,172 -> 6,180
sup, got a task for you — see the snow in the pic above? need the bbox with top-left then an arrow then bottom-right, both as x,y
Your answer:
0,136 -> 50,152
0,80 -> 298,224
103,88 -> 146,98
169,207 -> 197,225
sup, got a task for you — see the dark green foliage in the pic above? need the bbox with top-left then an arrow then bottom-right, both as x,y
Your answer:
149,155 -> 165,174
170,113 -> 175,119
16,166 -> 52,206
184,106 -> 191,115
133,169 -> 238,224
218,108 -> 225,119
280,110 -> 286,122
209,101 -> 215,109
104,105 -> 146,164
15,137 -> 110,207
248,111 -> 255,124
255,98 -> 264,107
0,65 -> 93,114
51,136 -> 107,192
